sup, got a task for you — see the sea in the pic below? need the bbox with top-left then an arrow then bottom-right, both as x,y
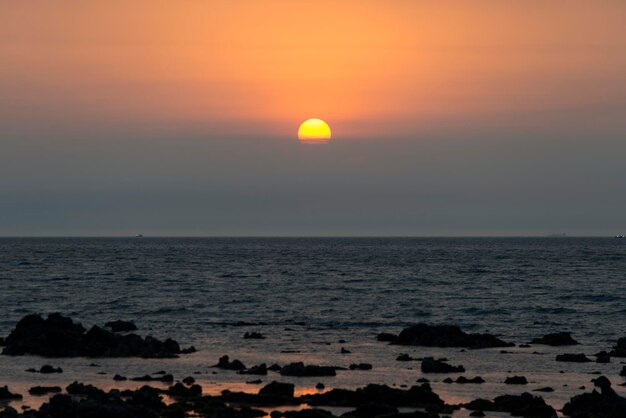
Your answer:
1,237 -> 625,416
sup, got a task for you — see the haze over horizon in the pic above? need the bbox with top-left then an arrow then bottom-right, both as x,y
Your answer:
1,1 -> 626,236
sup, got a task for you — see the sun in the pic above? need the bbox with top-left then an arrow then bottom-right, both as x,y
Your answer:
298,119 -> 332,144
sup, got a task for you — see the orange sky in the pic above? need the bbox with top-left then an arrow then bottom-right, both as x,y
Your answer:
2,1 -> 626,139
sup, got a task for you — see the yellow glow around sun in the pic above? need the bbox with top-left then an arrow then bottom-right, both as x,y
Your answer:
298,119 -> 332,144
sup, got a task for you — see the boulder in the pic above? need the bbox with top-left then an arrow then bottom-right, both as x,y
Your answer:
530,332 -> 578,346
239,363 -> 268,375
456,376 -> 485,384
280,362 -> 337,377
420,357 -> 465,373
556,353 -> 592,363
0,386 -> 22,401
214,355 -> 246,370
259,381 -> 295,398
609,337 -> 626,357
165,382 -> 202,397
393,324 -> 512,349
504,376 -> 528,385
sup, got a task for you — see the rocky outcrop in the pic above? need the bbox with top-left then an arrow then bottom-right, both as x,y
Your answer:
0,386 -> 22,401
280,362 -> 337,377
28,386 -> 62,396
464,393 -> 556,417
259,382 -> 295,398
608,337 -> 626,357
2,314 -> 191,358
530,332 -> 578,346
239,364 -> 268,375
504,376 -> 528,385
214,355 -> 246,370
392,324 -> 513,349
562,376 -> 626,418
303,383 -> 445,408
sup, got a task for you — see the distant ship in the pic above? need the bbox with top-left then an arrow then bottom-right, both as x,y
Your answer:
616,234 -> 625,239
135,234 -> 143,238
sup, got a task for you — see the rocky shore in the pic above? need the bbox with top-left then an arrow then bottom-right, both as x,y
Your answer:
1,315 -> 626,418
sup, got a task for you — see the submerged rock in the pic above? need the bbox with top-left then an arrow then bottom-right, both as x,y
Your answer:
556,353 -> 592,363
280,362 -> 336,377
562,375 -> 626,418
464,393 -> 556,417
130,374 -> 174,383
420,357 -> 465,374
530,332 -> 578,346
26,364 -> 63,374
244,332 -> 265,340
393,324 -> 513,349
2,313 -> 190,358
396,353 -> 414,362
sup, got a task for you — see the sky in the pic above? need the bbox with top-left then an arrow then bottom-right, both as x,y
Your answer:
1,1 -> 626,236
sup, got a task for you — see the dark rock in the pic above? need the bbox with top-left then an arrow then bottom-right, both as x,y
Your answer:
280,362 -> 336,377
0,386 -> 22,401
530,332 -> 578,346
376,333 -> 397,342
239,363 -> 268,375
2,313 -> 188,358
563,375 -> 626,418
130,374 -> 174,382
420,357 -> 465,373
28,386 -> 62,396
247,379 -> 263,384
182,376 -> 196,385
341,347 -> 351,354
393,323 -> 513,349
113,374 -> 127,381
504,376 -> 528,385
66,381 -> 105,396
620,366 -> 626,377
596,351 -> 611,363
166,382 -> 202,397
259,381 -> 295,398
349,363 -> 372,371
534,387 -> 554,392
303,383 -> 444,408
464,393 -> 556,417
416,378 -> 429,383
609,337 -> 626,357
343,403 -> 398,418
272,409 -> 335,418
556,353 -> 592,362
442,378 -> 453,384
40,364 -> 63,374
180,345 -> 197,354
214,355 -> 246,370
316,383 -> 325,390
104,320 -> 137,333
519,344 -> 531,348
268,364 -> 282,371
244,332 -> 265,340
456,376 -> 485,384
396,353 -> 413,362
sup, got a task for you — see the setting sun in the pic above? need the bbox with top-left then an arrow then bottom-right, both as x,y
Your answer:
298,119 -> 332,144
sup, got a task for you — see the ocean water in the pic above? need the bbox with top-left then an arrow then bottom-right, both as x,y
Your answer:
1,237 -> 626,415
